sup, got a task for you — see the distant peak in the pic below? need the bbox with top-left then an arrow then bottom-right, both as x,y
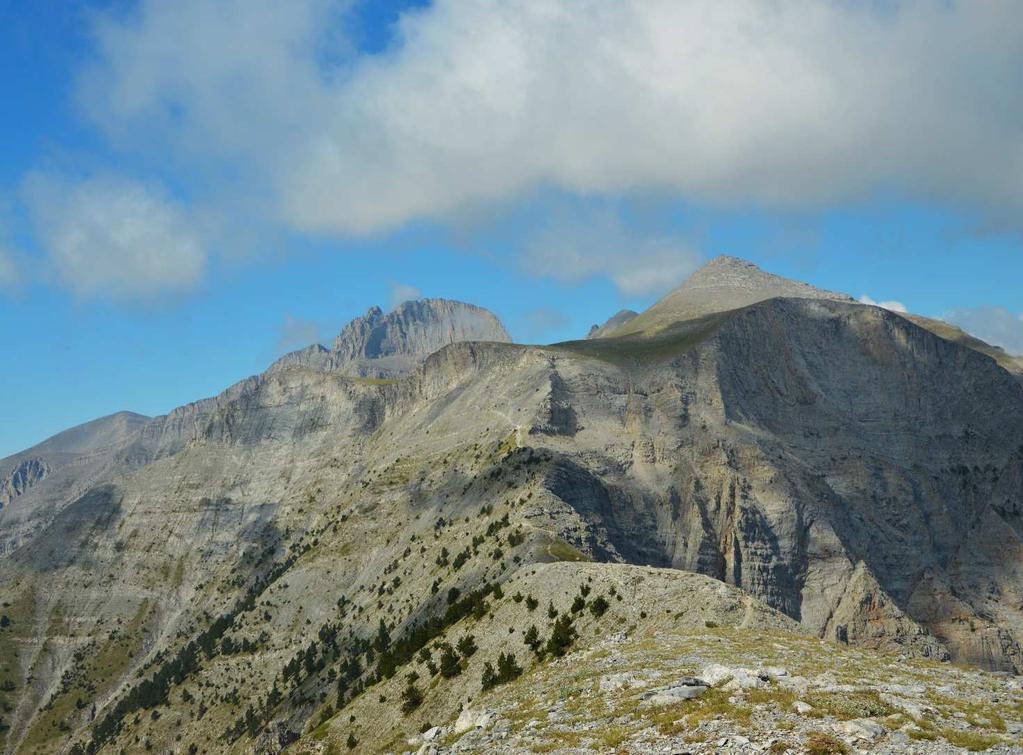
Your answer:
686,256 -> 779,285
270,298 -> 511,377
606,256 -> 853,336
587,309 -> 639,339
702,254 -> 759,270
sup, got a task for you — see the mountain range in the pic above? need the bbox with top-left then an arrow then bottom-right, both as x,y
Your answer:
1,256 -> 1021,754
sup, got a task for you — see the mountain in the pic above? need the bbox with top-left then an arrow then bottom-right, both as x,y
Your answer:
0,411 -> 151,508
269,299 -> 511,377
0,299 -> 508,556
0,412 -> 152,554
608,255 -> 853,337
587,309 -> 638,339
1,264 -> 1022,754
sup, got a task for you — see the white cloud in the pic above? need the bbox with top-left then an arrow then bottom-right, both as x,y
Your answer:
21,173 -> 205,299
858,295 -> 908,314
79,0 -> 1023,239
945,307 -> 1023,355
522,209 -> 701,296
389,282 -> 422,308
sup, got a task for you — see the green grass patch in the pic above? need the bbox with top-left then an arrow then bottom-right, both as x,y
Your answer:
802,689 -> 893,720
538,537 -> 590,563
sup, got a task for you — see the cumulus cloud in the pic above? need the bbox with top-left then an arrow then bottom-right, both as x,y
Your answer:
522,209 -> 701,296
858,295 -> 908,314
945,306 -> 1023,355
79,0 -> 1023,238
389,282 -> 422,308
21,173 -> 205,298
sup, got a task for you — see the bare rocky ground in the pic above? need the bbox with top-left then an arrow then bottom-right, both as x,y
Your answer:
437,624 -> 1023,755
286,564 -> 1023,755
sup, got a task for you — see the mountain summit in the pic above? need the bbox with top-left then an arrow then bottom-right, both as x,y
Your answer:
607,255 -> 853,337
270,298 -> 511,377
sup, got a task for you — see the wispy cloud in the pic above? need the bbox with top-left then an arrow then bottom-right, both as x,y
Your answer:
274,313 -> 330,355
858,295 -> 908,314
21,172 -> 205,299
389,282 -> 422,308
521,208 -> 701,296
946,306 -> 1023,355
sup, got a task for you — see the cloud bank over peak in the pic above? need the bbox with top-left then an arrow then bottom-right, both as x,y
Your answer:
77,0 -> 1023,238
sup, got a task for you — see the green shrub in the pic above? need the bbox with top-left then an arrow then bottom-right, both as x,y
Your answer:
438,644 -> 461,679
482,652 -> 522,690
544,615 -> 577,658
400,674 -> 423,714
804,731 -> 848,755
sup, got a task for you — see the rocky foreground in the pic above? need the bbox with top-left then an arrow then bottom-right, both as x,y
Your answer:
437,623 -> 1023,754
287,563 -> 1023,755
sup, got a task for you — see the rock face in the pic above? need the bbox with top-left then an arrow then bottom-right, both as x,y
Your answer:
270,298 -> 511,377
0,260 -> 1021,755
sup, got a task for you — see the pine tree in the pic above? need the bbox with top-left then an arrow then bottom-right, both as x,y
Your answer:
523,625 -> 541,654
438,643 -> 461,678
544,615 -> 577,658
480,661 -> 497,690
496,652 -> 522,683
373,619 -> 391,654
400,673 -> 423,714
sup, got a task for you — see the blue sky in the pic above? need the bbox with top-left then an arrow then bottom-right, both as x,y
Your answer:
1,0 -> 1021,458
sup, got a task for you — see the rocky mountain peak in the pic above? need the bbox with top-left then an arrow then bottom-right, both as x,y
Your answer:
680,255 -> 849,300
331,298 -> 511,362
270,298 -> 511,377
608,256 -> 853,336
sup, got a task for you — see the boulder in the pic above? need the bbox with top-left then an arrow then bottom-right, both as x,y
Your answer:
454,708 -> 494,735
